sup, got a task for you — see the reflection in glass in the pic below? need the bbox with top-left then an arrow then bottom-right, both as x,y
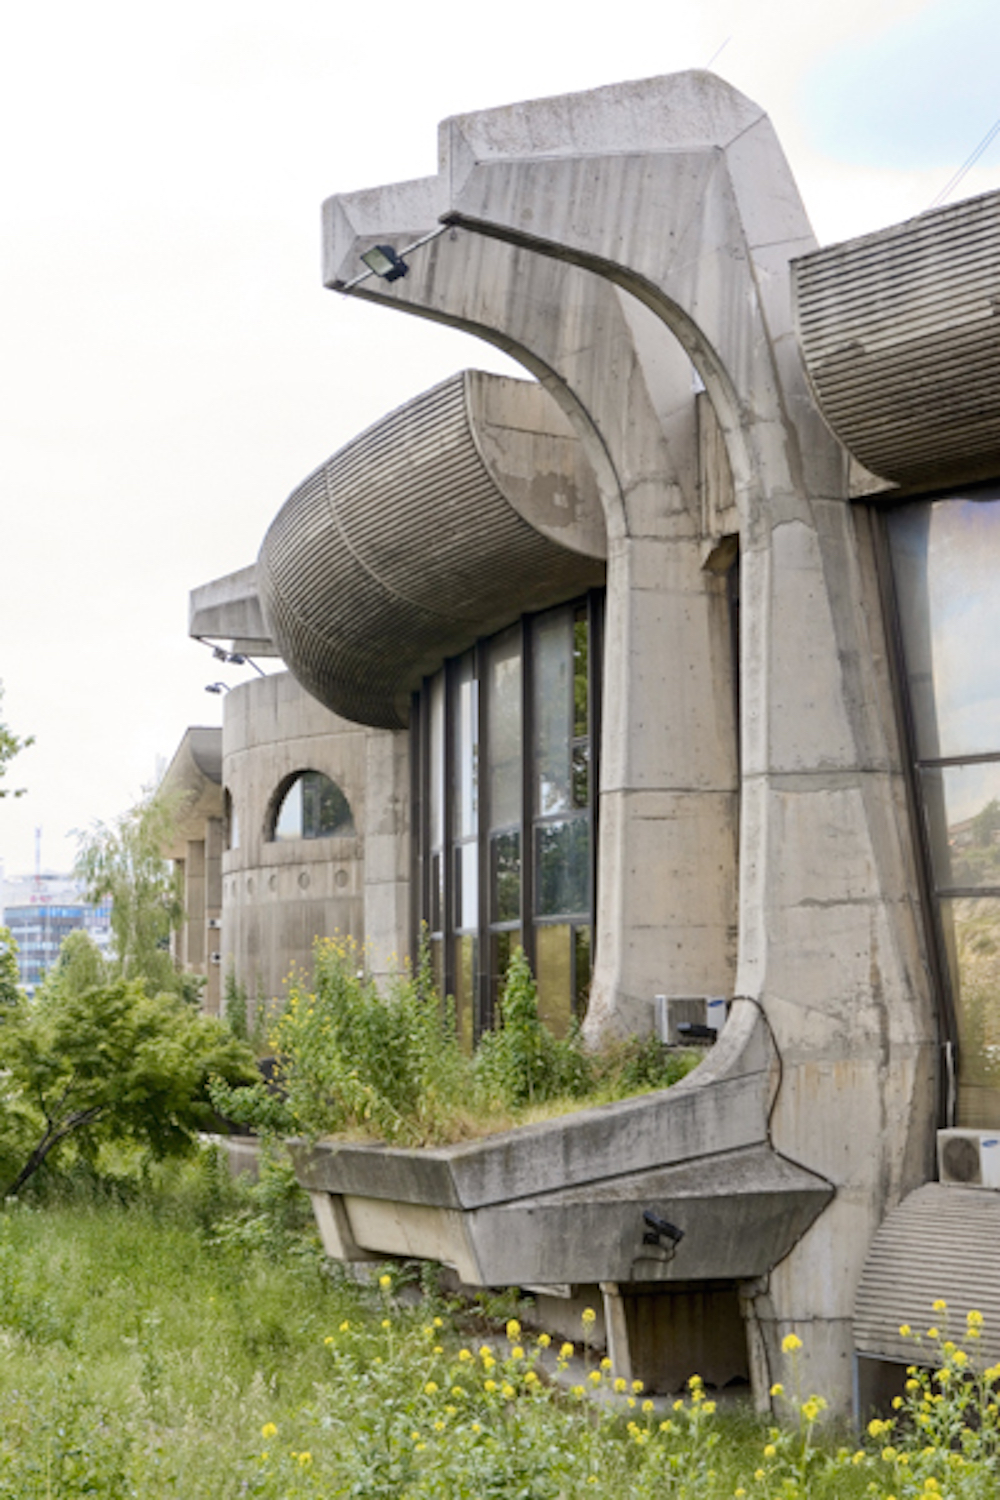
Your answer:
940,897 -> 1000,1127
535,924 -> 573,1038
573,607 -> 589,739
575,926 -> 592,1016
454,843 -> 479,933
491,830 -> 520,923
535,819 -> 590,918
488,627 -> 522,830
919,766 -> 1000,891
454,934 -> 476,1055
452,653 -> 478,840
492,929 -> 521,994
273,772 -> 353,841
572,744 -> 590,809
429,672 -> 445,851
534,609 -> 572,815
888,498 -> 1000,760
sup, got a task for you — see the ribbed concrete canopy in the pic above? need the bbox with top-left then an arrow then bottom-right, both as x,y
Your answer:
258,371 -> 606,729
795,189 -> 1000,491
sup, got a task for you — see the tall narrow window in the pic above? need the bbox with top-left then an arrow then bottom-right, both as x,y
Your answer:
413,593 -> 601,1044
887,494 -> 1000,1127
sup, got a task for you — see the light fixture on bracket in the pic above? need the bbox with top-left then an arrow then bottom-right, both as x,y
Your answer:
360,243 -> 409,282
205,682 -> 230,695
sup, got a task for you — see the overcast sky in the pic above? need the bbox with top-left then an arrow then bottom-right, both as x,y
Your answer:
1,0 -> 998,877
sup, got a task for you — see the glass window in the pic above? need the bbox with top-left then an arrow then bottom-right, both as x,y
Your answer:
414,594 -> 601,1042
271,771 -> 354,841
887,492 -> 1000,1127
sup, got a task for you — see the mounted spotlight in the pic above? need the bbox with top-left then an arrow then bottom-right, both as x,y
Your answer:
205,682 -> 230,695
360,243 -> 409,282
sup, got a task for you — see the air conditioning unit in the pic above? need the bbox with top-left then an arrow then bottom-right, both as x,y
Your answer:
654,995 -> 728,1046
209,952 -> 222,966
937,1129 -> 1000,1189
207,917 -> 222,930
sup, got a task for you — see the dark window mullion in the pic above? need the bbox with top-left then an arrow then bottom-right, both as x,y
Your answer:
411,689 -> 424,962
475,638 -> 490,1038
521,614 -> 536,976
443,659 -> 456,1005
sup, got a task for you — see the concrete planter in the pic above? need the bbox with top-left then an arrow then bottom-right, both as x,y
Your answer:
292,1002 -> 832,1290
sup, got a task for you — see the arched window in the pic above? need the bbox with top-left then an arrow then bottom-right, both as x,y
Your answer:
269,771 -> 354,842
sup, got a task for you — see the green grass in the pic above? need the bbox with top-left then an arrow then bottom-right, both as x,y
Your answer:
0,1160 -> 994,1496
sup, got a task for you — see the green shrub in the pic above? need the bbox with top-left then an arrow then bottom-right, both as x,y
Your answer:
212,937 -> 699,1147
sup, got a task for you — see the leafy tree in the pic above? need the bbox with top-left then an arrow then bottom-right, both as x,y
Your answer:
74,790 -> 185,995
0,682 -> 32,799
0,975 -> 256,1196
0,926 -> 21,1006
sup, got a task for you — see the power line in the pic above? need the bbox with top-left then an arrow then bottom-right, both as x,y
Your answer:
929,113 -> 1000,210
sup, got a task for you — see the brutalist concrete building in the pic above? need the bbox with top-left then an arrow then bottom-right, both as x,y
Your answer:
174,71 -> 1000,1413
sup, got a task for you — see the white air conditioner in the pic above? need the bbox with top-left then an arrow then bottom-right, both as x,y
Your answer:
654,995 -> 728,1046
937,1129 -> 1000,1189
207,917 -> 222,930
209,952 -> 222,966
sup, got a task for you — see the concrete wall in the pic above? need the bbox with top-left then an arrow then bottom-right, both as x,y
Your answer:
221,672 -> 368,1008
320,70 -> 939,1413
220,670 -> 413,1008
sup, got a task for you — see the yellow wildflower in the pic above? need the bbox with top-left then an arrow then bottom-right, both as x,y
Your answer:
632,1379 -> 644,1393
506,1319 -> 521,1340
559,1342 -> 575,1360
782,1332 -> 803,1354
379,1274 -> 392,1290
898,1324 -> 912,1337
770,1382 -> 784,1397
537,1332 -> 551,1348
261,1423 -> 277,1440
614,1377 -> 628,1393
581,1307 -> 597,1327
932,1299 -> 947,1313
588,1370 -> 603,1386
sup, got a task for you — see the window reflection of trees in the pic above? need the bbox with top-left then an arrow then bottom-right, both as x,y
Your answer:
415,594 -> 601,1044
888,494 -> 1000,1127
271,771 -> 354,842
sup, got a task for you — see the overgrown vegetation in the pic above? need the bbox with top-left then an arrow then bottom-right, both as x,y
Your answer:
0,926 -> 256,1198
212,937 -> 699,1146
0,1169 -> 994,1498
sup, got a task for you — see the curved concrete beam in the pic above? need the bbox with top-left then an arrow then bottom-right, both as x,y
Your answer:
257,371 -> 605,729
320,71 -> 938,1410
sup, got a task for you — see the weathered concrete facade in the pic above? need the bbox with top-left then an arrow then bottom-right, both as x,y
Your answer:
167,71 -> 1000,1415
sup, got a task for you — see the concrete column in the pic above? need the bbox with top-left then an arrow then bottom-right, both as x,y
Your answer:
364,729 -> 411,986
204,816 -> 223,1015
185,839 -> 206,968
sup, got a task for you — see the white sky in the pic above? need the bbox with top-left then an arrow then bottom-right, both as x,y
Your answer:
2,0 -> 999,875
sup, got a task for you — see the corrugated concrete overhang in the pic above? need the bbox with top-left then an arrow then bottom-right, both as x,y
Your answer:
257,370 -> 607,730
159,726 -> 223,860
855,1183 -> 1000,1367
794,188 -> 1000,491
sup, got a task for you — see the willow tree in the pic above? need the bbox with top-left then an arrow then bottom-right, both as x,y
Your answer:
0,682 -> 32,800
75,791 -> 185,996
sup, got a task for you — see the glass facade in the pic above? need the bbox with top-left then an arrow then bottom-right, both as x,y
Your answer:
414,593 -> 602,1043
886,493 -> 1000,1126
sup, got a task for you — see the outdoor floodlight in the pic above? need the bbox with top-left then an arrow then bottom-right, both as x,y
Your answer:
205,682 -> 230,695
360,244 -> 409,282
